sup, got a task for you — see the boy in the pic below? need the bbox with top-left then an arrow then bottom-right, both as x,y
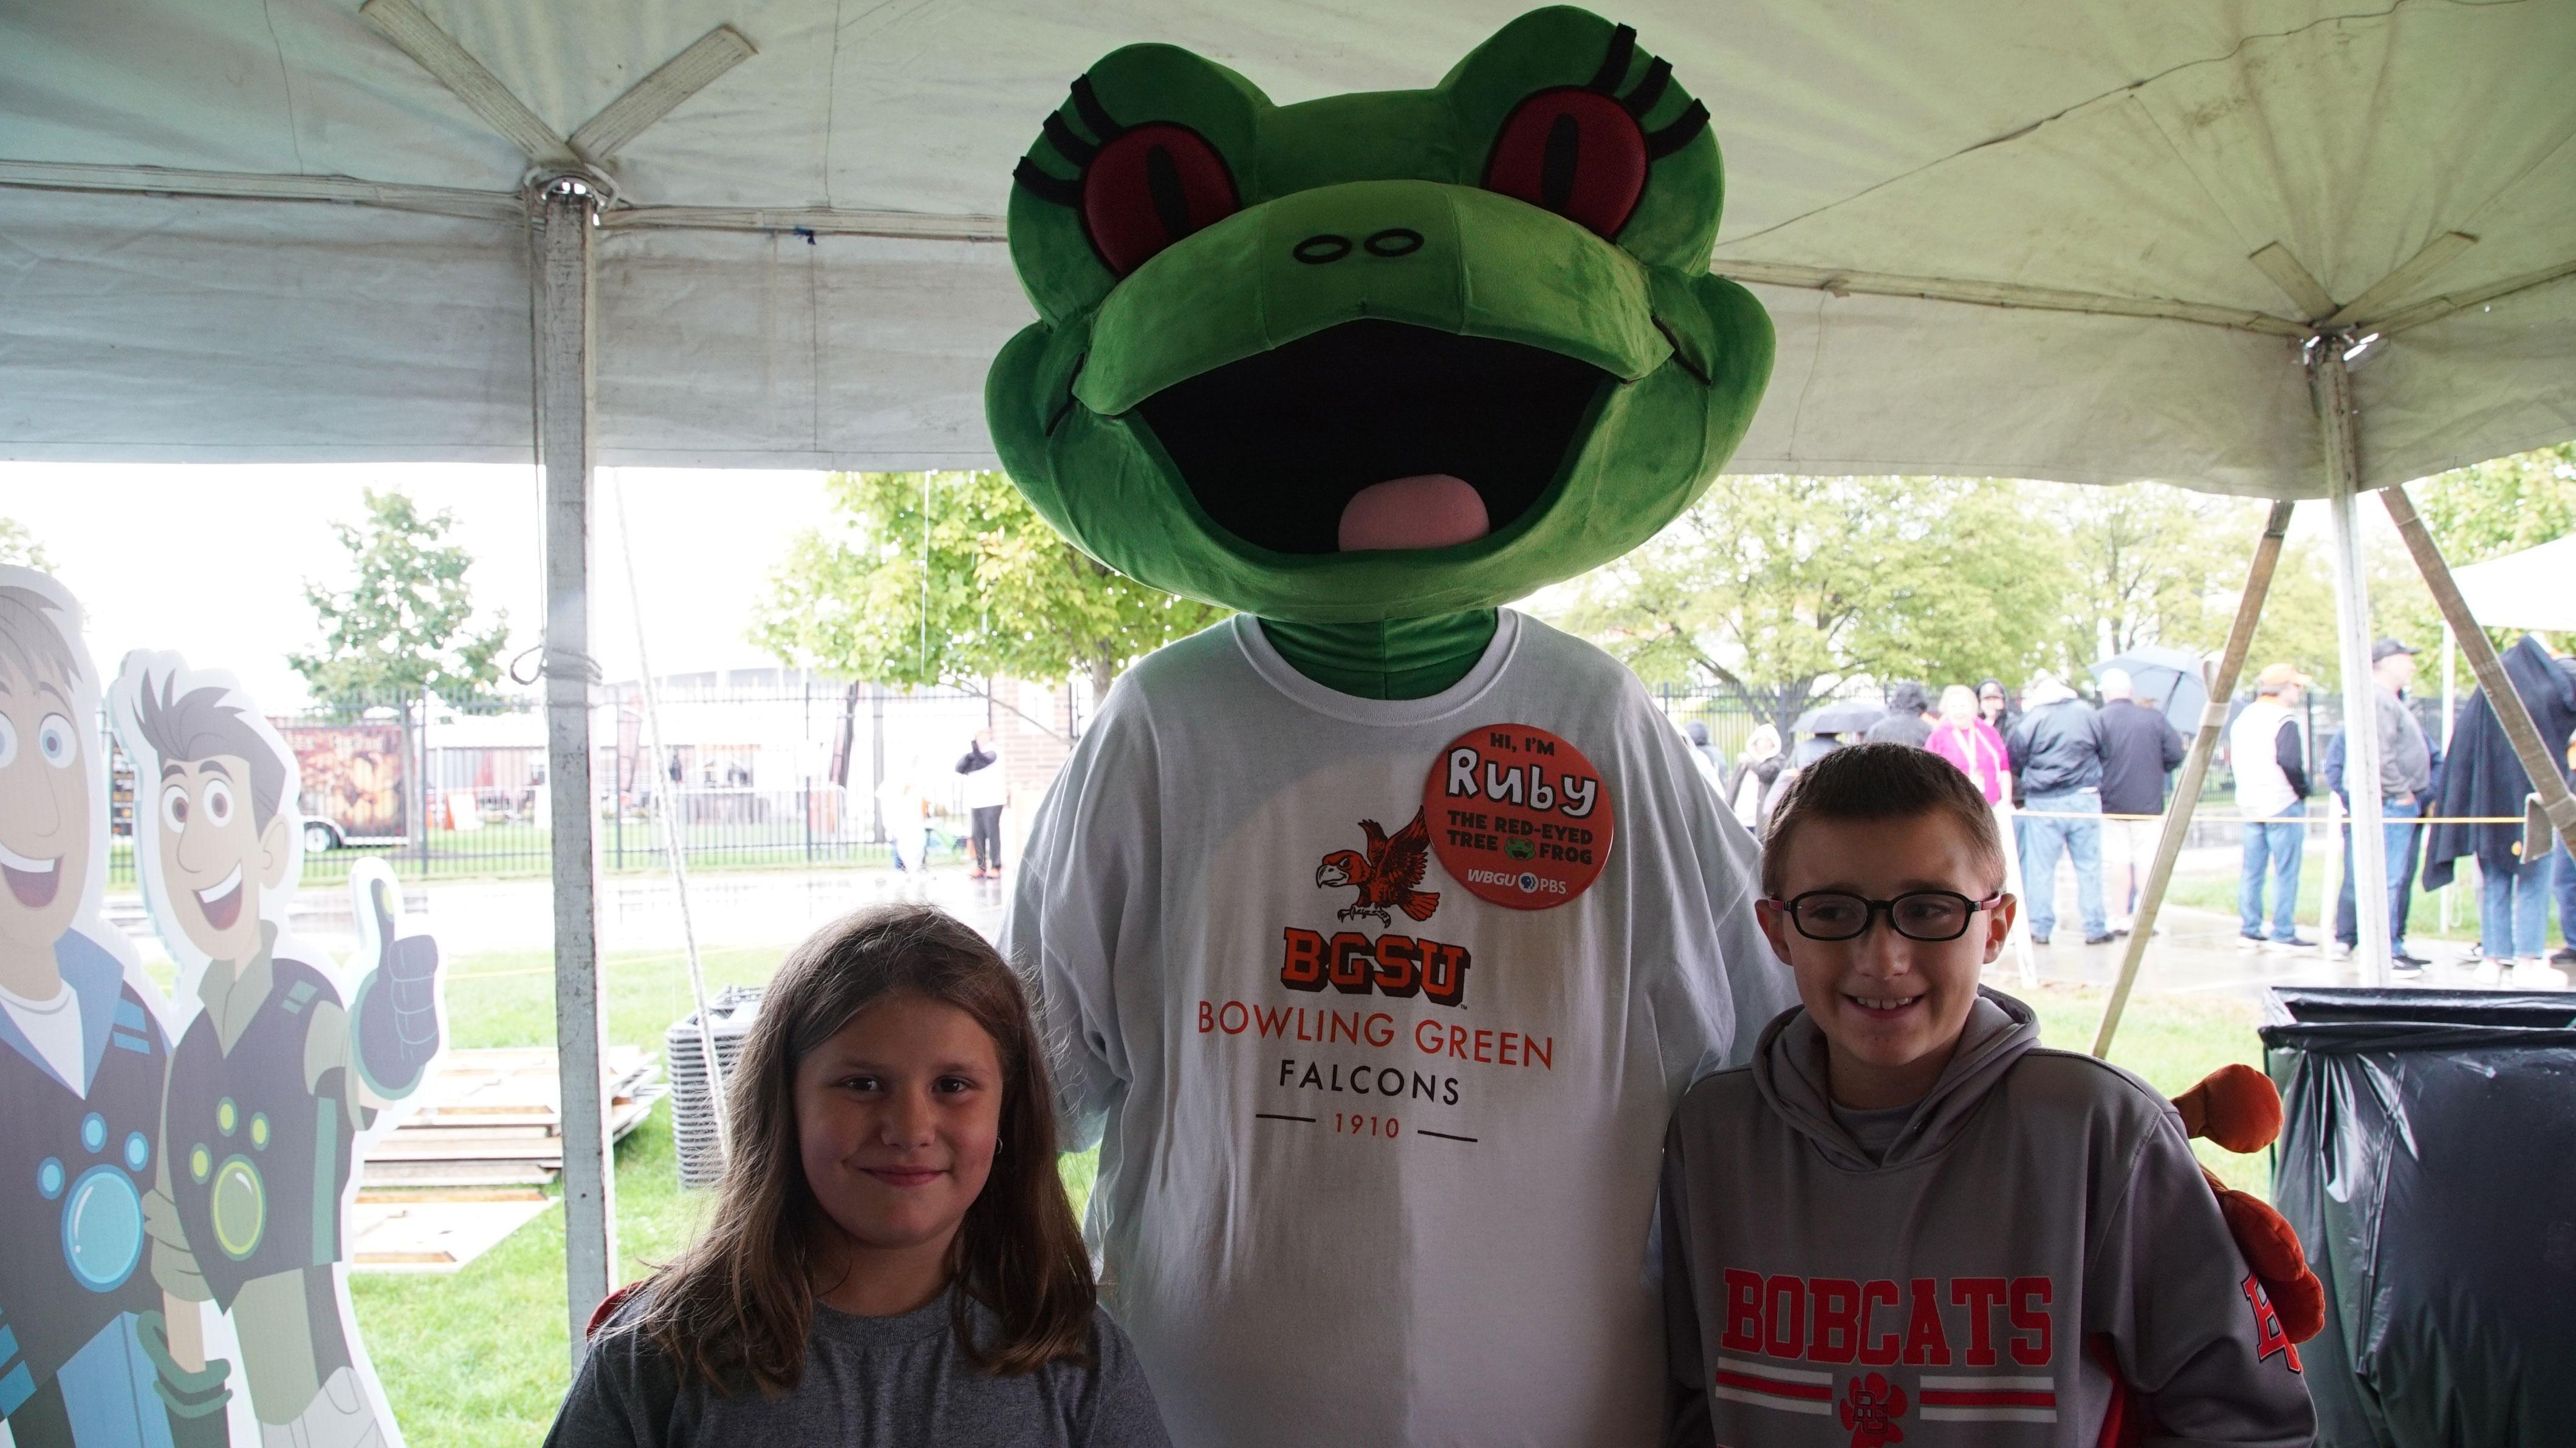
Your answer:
0,576 -> 227,1447
114,657 -> 444,1448
1660,743 -> 2314,1446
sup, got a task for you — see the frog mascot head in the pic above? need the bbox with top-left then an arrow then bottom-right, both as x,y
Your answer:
987,6 -> 1772,697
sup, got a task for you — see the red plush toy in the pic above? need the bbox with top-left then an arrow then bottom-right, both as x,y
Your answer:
2094,1063 -> 2324,1448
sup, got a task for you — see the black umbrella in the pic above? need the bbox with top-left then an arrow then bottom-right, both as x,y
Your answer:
1793,701 -> 1887,736
2089,646 -> 2207,736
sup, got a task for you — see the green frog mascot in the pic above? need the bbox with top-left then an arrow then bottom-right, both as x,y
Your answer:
991,10 -> 1786,1442
990,10 -> 2323,1443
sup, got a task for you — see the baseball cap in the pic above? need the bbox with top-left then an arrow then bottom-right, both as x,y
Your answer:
2371,637 -> 2418,662
2256,662 -> 2313,692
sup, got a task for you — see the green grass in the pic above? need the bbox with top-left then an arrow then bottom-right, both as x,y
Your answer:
349,950 -> 2271,1446
2162,862 -> 2496,945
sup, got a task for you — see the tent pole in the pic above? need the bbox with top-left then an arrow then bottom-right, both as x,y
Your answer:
2317,345 -> 2393,983
2382,485 -> 2576,860
2440,623 -> 2455,935
536,174 -> 616,1364
2094,499 -> 2295,1057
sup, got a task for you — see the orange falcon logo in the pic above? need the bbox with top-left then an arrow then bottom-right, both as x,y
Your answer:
1316,808 -> 1440,926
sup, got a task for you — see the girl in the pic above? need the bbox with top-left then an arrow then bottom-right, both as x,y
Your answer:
546,904 -> 1169,1446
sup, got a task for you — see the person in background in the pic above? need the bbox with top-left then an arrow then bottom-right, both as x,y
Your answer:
2228,664 -> 2315,952
2007,673 -> 2112,946
2422,635 -> 2576,986
956,731 -> 1009,881
876,757 -> 934,875
1863,680 -> 1937,748
2095,668 -> 2186,937
2323,640 -> 2434,971
2553,654 -> 2576,969
1980,678 -> 2023,807
1731,724 -> 1785,830
1927,684 -> 2011,806
1680,720 -> 1728,796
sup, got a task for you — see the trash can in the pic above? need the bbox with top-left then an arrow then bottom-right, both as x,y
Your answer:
2260,988 -> 2576,1447
665,985 -> 764,1189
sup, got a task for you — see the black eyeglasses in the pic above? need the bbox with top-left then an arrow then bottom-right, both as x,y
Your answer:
1765,890 -> 2007,942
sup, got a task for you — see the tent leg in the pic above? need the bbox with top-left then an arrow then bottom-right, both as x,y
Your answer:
2383,484 -> 2576,861
2316,346 -> 2393,982
2094,500 -> 2297,1056
536,176 -> 616,1365
2439,623 -> 2456,936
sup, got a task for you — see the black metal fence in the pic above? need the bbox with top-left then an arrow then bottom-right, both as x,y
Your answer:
103,675 -> 1058,885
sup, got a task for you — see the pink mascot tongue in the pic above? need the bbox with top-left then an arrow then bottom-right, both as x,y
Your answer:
1336,474 -> 1492,552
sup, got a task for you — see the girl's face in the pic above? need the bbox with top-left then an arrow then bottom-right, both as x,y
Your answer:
795,992 -> 1004,1279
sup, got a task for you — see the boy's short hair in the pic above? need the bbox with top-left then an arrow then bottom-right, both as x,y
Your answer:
132,674 -> 290,832
1760,742 -> 2006,897
0,584 -> 80,692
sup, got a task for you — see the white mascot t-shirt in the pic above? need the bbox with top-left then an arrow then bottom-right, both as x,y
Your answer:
1005,611 -> 1790,1447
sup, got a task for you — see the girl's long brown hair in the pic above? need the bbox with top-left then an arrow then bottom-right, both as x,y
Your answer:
637,903 -> 1093,1392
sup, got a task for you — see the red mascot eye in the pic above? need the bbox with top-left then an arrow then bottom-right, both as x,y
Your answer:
1082,124 -> 1240,276
1482,88 -> 1649,238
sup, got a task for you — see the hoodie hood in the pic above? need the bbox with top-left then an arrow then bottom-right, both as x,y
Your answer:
1752,987 -> 2042,1172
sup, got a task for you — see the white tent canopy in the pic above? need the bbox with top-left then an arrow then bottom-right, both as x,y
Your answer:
2451,534 -> 2576,633
5,0 -> 2571,492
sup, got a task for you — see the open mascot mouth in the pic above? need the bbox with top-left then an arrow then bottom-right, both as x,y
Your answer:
1136,320 -> 1612,557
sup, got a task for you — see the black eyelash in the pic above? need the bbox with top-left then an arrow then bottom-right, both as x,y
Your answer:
1585,24 -> 1637,94
1043,112 -> 1099,168
1015,74 -> 1132,210
1584,27 -> 1702,160
1620,58 -> 1673,120
1644,100 -> 1710,160
1069,76 -> 1127,145
1014,159 -> 1082,208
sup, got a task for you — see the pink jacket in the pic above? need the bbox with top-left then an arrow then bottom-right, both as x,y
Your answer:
1928,718 -> 2010,802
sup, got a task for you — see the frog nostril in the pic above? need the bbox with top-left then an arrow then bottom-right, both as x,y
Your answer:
1292,234 -> 1353,265
1363,228 -> 1423,258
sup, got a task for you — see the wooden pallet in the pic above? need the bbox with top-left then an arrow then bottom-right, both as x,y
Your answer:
350,1191 -> 557,1274
352,1047 -> 665,1221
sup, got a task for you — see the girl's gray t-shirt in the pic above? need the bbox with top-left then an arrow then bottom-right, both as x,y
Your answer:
544,1288 -> 1171,1447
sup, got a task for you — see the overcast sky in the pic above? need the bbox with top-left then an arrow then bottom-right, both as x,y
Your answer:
0,463 -> 834,711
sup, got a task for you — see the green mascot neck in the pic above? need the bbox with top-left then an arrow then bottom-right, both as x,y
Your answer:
1259,610 -> 1498,700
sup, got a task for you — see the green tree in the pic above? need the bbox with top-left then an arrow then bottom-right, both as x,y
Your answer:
2047,482 -> 2251,662
1555,474 -> 2072,735
2415,443 -> 2576,564
754,471 -> 1227,700
0,518 -> 52,572
290,488 -> 509,709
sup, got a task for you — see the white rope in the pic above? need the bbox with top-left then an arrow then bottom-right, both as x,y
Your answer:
613,474 -> 729,1163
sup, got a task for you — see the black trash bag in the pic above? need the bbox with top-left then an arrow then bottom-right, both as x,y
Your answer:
2260,988 -> 2576,1448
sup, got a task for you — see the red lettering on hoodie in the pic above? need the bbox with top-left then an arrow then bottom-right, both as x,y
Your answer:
1763,1276 -> 1806,1358
1902,1278 -> 1952,1365
1809,1279 -> 1862,1364
1721,1269 -> 1763,1351
1951,1277 -> 2008,1365
2010,1277 -> 2054,1366
1859,1280 -> 1902,1365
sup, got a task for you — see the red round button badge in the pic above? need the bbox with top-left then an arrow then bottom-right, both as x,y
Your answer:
1421,723 -> 1615,909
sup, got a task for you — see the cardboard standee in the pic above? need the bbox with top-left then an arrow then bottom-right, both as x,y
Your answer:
0,570 -> 448,1448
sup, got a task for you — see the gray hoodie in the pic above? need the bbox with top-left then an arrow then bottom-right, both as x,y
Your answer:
1660,990 -> 2314,1447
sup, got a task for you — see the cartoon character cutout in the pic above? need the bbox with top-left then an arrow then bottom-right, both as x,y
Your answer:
1314,810 -> 1439,926
0,569 -> 234,1448
110,652 -> 447,1448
